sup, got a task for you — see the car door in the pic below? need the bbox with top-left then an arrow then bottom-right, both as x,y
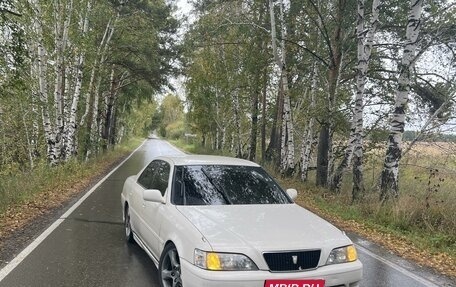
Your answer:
134,162 -> 158,241
140,160 -> 170,258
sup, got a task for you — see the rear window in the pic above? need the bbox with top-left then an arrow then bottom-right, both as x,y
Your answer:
172,165 -> 290,205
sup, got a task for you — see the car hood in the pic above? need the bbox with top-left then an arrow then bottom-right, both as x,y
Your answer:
176,204 -> 351,252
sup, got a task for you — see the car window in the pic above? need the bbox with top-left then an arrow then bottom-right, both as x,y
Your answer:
151,161 -> 170,196
137,161 -> 158,189
137,160 -> 170,196
172,165 -> 290,205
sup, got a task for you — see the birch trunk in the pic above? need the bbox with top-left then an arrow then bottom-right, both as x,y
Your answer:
102,66 -> 118,151
20,104 -> 34,168
233,89 -> 242,158
215,90 -> 220,149
269,0 -> 295,174
301,63 -> 318,181
30,46 -> 40,161
329,0 -> 380,194
83,15 -> 117,159
31,0 -> 56,165
79,18 -> 113,127
248,75 -> 260,161
380,0 -> 424,201
65,0 -> 91,160
0,105 -> 3,165
352,0 -> 380,200
316,0 -> 344,186
86,74 -> 102,159
52,0 -> 73,163
261,69 -> 268,162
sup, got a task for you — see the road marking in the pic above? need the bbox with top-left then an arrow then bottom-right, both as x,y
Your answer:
0,141 -> 146,282
356,244 -> 440,287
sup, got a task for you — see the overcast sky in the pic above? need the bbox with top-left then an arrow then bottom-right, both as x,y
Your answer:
176,0 -> 191,14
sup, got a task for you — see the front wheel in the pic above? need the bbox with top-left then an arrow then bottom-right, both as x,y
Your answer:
158,243 -> 183,287
124,205 -> 134,243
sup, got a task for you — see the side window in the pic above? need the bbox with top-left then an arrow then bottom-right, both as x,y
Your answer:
150,161 -> 170,196
137,161 -> 157,189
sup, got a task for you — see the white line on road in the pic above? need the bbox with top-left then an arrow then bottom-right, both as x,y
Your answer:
0,141 -> 146,282
356,244 -> 440,287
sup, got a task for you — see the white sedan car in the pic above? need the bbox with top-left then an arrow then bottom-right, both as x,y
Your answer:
121,155 -> 362,287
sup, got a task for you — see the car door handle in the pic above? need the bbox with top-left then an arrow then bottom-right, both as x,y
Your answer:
142,203 -> 145,208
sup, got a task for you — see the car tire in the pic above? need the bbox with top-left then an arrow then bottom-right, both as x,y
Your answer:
158,243 -> 183,287
124,205 -> 134,243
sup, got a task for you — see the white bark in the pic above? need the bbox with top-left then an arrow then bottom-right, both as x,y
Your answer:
31,0 -> 56,165
0,105 -> 2,129
233,89 -> 242,157
30,42 -> 40,162
52,0 -> 73,163
215,90 -> 220,149
80,16 -> 115,126
86,75 -> 102,160
353,0 -> 380,200
65,0 -> 92,161
20,104 -> 34,168
381,0 -> 424,200
83,14 -> 117,159
269,0 -> 295,174
301,63 -> 318,181
330,0 -> 381,193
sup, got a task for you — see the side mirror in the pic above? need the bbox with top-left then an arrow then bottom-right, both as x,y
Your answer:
286,188 -> 298,201
143,189 -> 165,203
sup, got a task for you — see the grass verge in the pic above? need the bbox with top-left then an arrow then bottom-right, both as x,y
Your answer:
0,137 -> 143,239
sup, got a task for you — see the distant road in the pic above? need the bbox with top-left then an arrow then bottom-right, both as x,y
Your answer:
0,139 -> 453,286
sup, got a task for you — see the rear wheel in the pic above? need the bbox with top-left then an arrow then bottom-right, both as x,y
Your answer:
124,205 -> 134,243
158,243 -> 183,287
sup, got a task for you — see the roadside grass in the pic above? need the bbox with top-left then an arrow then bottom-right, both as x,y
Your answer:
172,140 -> 456,277
0,137 -> 143,221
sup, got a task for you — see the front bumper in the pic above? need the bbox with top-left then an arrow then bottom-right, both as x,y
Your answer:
181,259 -> 362,287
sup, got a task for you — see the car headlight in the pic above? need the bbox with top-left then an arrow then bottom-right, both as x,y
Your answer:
326,245 -> 358,265
194,249 -> 258,271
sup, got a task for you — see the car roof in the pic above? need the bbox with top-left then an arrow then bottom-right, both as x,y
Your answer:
157,154 -> 260,167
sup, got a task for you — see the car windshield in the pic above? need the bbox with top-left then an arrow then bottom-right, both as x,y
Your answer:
172,165 -> 291,205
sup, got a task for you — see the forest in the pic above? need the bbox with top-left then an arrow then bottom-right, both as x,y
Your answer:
0,0 -> 455,262
181,0 -> 456,201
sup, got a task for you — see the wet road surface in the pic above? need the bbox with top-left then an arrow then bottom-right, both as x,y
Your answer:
0,139 -> 454,287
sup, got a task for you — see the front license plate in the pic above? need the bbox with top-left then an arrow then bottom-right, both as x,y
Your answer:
264,279 -> 325,287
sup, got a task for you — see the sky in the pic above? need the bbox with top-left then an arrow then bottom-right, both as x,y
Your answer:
176,0 -> 192,15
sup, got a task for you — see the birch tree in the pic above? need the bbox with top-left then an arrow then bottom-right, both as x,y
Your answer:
330,0 -> 381,197
269,0 -> 295,175
64,0 -> 92,160
313,0 -> 353,187
300,63 -> 318,181
380,0 -> 425,201
30,0 -> 57,165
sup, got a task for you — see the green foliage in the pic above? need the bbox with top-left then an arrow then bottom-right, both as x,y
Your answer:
152,94 -> 185,139
166,120 -> 186,140
0,137 -> 142,216
122,98 -> 159,138
184,0 -> 271,152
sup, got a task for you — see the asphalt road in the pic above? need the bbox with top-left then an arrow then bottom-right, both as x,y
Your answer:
0,139 -> 454,287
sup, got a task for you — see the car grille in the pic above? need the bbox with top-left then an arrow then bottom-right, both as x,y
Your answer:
263,250 -> 321,272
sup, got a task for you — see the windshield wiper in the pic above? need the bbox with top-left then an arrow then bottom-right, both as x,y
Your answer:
200,168 -> 232,205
